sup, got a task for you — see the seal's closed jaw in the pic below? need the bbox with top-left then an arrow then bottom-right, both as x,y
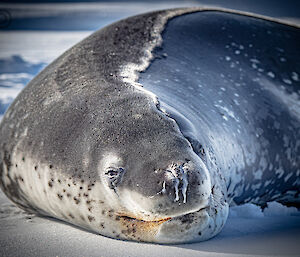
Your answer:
113,200 -> 228,244
100,153 -> 212,218
97,150 -> 228,243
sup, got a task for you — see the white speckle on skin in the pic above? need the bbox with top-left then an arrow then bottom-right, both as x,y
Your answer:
222,115 -> 228,121
284,172 -> 293,182
275,167 -> 285,179
267,71 -> 275,78
283,135 -> 289,147
251,183 -> 261,191
280,57 -> 286,62
215,104 -> 238,121
250,58 -> 260,64
259,157 -> 268,171
283,78 -> 292,85
252,63 -> 258,69
233,99 -> 240,106
291,72 -> 299,81
253,169 -> 263,180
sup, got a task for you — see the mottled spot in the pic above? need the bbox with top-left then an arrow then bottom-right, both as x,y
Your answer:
88,215 -> 95,222
73,197 -> 80,204
57,194 -> 63,200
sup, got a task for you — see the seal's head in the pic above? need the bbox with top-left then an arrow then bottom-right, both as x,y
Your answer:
98,152 -> 228,243
91,93 -> 229,243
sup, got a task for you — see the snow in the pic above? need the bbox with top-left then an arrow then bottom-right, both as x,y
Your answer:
0,31 -> 91,64
0,190 -> 299,257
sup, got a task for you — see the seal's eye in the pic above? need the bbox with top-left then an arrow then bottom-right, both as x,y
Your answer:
105,167 -> 124,177
104,167 -> 125,189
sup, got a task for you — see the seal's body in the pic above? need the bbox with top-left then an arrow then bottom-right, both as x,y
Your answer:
139,10 -> 300,208
0,8 -> 299,244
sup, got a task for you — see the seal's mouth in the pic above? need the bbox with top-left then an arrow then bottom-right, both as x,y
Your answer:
118,215 -> 172,223
116,205 -> 209,224
116,213 -> 172,224
115,206 -> 210,242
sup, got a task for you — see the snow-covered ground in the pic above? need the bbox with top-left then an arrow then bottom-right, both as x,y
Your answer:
0,189 -> 299,257
0,2 -> 299,256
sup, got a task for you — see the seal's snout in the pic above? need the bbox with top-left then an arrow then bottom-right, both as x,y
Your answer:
149,157 -> 212,218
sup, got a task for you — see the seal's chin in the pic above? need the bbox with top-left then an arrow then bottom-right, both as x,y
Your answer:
156,201 -> 229,244
115,201 -> 229,244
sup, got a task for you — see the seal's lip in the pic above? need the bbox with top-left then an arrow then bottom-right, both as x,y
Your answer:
117,215 -> 172,224
116,205 -> 209,224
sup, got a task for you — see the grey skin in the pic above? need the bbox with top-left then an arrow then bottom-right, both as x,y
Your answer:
0,8 -> 299,244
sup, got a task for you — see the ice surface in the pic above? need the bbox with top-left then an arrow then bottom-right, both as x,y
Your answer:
0,31 -> 91,64
0,190 -> 299,257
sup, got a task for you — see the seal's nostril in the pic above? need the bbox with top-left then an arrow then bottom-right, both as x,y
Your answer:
163,163 -> 189,203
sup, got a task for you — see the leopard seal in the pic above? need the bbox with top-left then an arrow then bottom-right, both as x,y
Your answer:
0,8 -> 299,244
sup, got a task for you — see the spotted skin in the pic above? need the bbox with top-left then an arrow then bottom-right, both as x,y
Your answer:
0,8 -> 299,244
